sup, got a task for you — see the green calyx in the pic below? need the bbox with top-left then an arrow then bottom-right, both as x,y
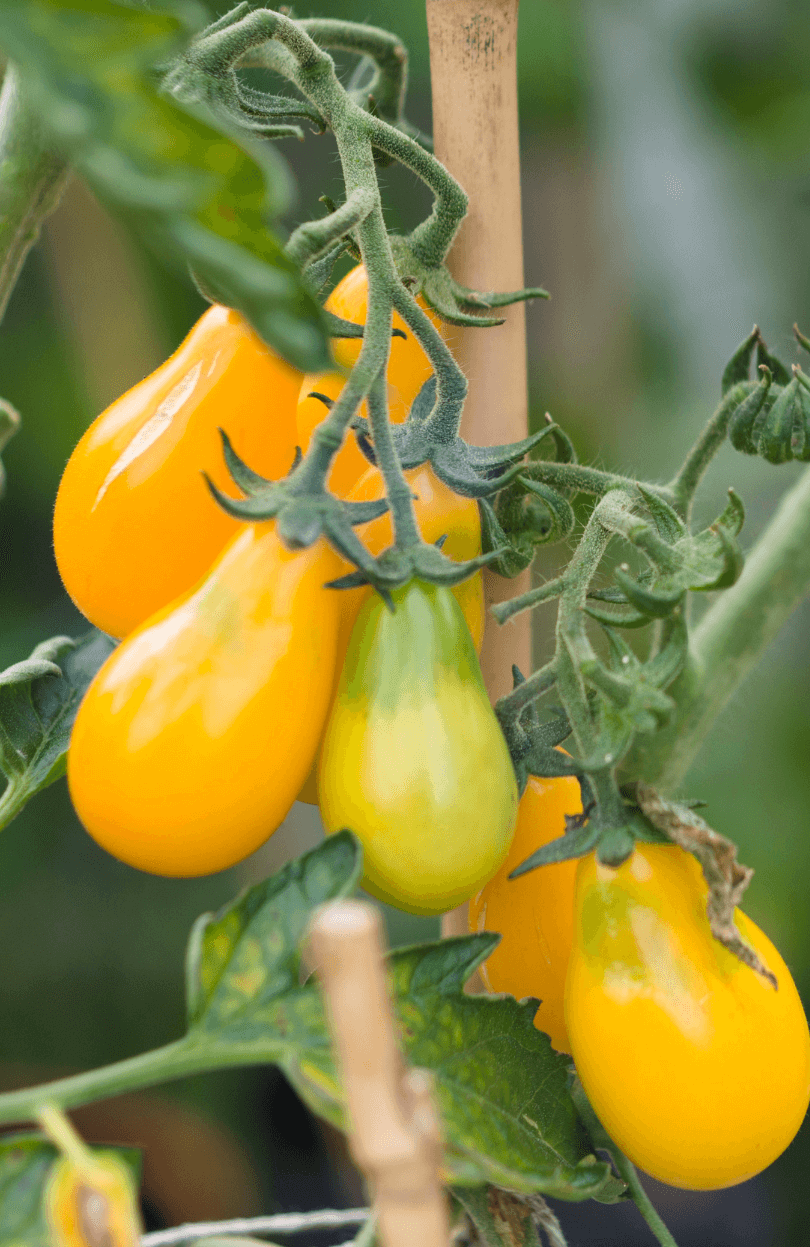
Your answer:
204,430 -> 388,575
389,233 -> 549,329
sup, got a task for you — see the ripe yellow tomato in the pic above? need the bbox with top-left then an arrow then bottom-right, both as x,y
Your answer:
317,580 -> 518,914
54,305 -> 302,639
469,773 -> 583,1054
68,525 -> 342,876
565,842 -> 810,1189
297,265 -> 449,496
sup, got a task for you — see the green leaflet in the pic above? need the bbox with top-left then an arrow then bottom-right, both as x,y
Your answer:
0,0 -> 330,371
0,837 -> 616,1203
0,1133 -> 140,1247
183,836 -> 616,1201
0,631 -> 115,832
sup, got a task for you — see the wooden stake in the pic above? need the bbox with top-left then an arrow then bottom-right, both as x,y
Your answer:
308,902 -> 450,1247
426,0 -> 530,937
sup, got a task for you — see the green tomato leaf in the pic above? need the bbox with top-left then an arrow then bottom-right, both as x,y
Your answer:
388,936 -> 614,1198
186,830 -> 364,1028
181,836 -> 615,1201
0,1133 -> 140,1247
0,630 -> 115,832
0,0 -> 331,372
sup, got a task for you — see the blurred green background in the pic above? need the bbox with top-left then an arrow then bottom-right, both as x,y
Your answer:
2,0 -> 810,1241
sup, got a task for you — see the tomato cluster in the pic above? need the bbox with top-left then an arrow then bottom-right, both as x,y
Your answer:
56,264 -> 809,1193
473,791 -> 810,1189
57,266 -> 513,909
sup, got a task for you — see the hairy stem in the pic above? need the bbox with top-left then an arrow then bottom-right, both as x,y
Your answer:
554,492 -> 633,760
668,381 -> 752,516
299,18 -> 408,122
390,280 -> 467,438
365,111 -> 466,265
0,64 -> 70,322
0,1038 -> 216,1124
614,1156 -> 680,1247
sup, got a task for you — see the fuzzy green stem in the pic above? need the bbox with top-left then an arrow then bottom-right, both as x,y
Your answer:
299,19 -> 408,122
521,460 -> 655,502
285,186 -> 374,269
0,64 -> 70,322
668,382 -> 753,515
365,111 -> 466,265
631,462 -> 810,791
554,493 -> 633,757
0,1037 -> 233,1124
611,1155 -> 679,1247
366,370 -> 421,548
225,9 -> 460,517
390,280 -> 467,438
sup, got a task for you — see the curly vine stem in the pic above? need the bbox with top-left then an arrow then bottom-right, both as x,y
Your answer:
498,488 -> 638,825
196,7 -> 471,545
626,461 -> 810,790
667,380 -> 755,516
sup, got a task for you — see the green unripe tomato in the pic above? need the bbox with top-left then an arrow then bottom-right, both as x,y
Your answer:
317,579 -> 518,915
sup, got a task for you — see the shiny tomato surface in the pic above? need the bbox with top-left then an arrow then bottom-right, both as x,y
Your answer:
297,265 -> 449,496
54,305 -> 302,638
470,773 -> 583,1053
566,842 -> 810,1189
317,580 -> 517,914
68,525 -> 342,876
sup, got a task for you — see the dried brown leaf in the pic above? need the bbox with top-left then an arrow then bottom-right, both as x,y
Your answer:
635,784 -> 777,988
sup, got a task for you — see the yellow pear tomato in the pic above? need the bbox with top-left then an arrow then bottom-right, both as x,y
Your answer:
68,525 -> 342,876
469,773 -> 583,1053
297,264 -> 449,495
317,580 -> 518,914
54,305 -> 302,639
565,842 -> 810,1189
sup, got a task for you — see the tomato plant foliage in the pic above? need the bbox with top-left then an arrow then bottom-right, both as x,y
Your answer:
187,835 -> 619,1199
2,0 -> 810,1243
0,631 -> 114,831
0,835 -> 620,1242
0,0 -> 330,371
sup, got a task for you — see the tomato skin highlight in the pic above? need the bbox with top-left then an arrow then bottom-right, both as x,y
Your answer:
297,265 -> 449,496
469,773 -> 582,1053
68,525 -> 342,877
54,305 -> 302,639
317,580 -> 518,915
565,842 -> 810,1190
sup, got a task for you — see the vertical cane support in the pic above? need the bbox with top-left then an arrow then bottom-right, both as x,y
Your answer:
309,901 -> 450,1247
426,0 -> 530,937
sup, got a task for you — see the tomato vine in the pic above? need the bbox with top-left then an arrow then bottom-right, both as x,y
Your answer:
0,4 -> 809,1247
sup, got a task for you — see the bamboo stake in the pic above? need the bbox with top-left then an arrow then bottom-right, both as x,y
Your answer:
426,0 -> 530,937
308,901 -> 450,1247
